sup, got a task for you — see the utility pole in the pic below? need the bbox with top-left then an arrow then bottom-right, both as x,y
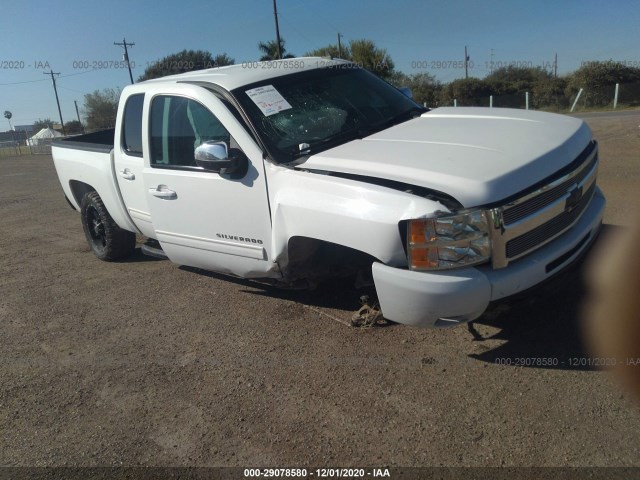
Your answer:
490,48 -> 494,74
114,37 -> 135,84
554,52 -> 558,78
272,0 -> 282,60
44,69 -> 65,135
464,46 -> 469,79
74,100 -> 84,133
337,33 -> 343,58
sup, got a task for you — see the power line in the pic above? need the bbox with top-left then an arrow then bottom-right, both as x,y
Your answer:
0,78 -> 49,86
57,85 -> 86,94
276,11 -> 317,53
0,69 -> 98,86
60,69 -> 99,78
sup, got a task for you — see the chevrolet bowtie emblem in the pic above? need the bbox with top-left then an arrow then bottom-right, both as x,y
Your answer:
565,184 -> 583,212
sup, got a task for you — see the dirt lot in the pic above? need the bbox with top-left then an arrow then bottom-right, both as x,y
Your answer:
1,112 -> 640,471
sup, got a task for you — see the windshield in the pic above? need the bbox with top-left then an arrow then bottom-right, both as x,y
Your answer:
231,65 -> 425,163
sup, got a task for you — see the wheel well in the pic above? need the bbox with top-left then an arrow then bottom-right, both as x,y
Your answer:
69,180 -> 96,207
283,236 -> 379,282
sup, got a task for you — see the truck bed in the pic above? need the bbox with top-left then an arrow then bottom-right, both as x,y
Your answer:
52,128 -> 115,153
51,129 -> 138,235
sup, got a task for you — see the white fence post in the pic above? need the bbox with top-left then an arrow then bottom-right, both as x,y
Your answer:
570,88 -> 584,112
490,95 -> 493,108
525,92 -> 529,110
24,131 -> 32,155
454,99 -> 457,107
613,83 -> 619,109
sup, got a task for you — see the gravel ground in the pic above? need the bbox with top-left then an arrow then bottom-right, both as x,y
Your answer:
1,113 -> 640,470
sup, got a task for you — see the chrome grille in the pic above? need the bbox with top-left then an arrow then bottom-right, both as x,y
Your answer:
502,143 -> 598,225
489,141 -> 598,269
505,182 -> 596,258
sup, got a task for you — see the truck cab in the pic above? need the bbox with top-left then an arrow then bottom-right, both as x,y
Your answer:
52,58 -> 605,328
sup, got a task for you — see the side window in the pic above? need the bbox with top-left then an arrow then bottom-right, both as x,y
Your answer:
150,95 -> 231,167
121,94 -> 144,157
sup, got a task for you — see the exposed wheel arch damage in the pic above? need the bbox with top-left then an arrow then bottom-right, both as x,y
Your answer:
277,236 -> 379,288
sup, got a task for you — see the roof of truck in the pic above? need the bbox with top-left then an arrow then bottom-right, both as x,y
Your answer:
140,57 -> 350,91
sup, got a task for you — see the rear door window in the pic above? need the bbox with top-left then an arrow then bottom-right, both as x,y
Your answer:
121,94 -> 144,157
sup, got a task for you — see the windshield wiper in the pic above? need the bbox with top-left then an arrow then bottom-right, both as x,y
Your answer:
289,125 -> 375,160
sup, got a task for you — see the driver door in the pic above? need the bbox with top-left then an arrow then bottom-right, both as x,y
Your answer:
142,85 -> 275,279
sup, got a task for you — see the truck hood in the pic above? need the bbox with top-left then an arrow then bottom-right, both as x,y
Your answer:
298,107 -> 592,207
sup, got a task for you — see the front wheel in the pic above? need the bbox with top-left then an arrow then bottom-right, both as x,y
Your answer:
80,191 -> 135,261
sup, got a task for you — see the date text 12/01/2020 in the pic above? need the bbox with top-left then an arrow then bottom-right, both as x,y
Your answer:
493,357 -> 640,367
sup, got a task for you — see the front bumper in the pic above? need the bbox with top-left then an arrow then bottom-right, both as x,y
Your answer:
372,187 -> 605,328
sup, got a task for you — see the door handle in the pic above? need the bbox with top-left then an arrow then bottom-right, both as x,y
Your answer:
149,186 -> 177,200
119,169 -> 135,180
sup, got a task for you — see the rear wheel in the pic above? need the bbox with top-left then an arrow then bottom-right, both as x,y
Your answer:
80,191 -> 135,261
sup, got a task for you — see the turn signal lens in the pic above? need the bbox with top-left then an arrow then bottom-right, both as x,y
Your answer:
407,210 -> 491,271
409,219 -> 427,244
410,246 -> 439,269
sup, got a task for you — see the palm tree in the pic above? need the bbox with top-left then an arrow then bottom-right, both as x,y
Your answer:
4,110 -> 12,131
257,39 -> 295,61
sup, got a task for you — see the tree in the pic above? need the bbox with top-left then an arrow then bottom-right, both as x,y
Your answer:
306,39 -> 394,79
485,66 -> 552,94
4,110 -> 12,130
64,120 -> 84,135
349,39 -> 394,80
306,43 -> 351,60
138,50 -> 235,81
439,78 -> 492,106
389,72 -> 441,107
83,88 -> 120,131
33,118 -> 55,131
258,39 -> 294,61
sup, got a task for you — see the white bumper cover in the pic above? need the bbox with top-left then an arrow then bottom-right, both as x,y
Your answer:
372,188 -> 606,328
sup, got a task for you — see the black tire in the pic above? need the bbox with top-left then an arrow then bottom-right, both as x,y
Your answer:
80,191 -> 135,261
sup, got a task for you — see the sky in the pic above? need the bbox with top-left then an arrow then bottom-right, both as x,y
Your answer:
1,0 -> 639,128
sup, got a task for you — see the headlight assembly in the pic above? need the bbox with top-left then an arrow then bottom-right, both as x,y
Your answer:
407,210 -> 491,271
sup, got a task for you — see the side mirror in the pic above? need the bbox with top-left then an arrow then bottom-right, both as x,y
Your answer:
194,141 -> 247,176
398,87 -> 413,99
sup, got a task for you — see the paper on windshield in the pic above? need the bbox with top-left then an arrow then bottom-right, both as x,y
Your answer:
245,85 -> 292,116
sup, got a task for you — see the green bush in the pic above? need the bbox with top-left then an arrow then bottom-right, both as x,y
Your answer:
566,61 -> 640,107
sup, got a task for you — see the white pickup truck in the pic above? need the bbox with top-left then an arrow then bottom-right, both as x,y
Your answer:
52,57 -> 605,328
